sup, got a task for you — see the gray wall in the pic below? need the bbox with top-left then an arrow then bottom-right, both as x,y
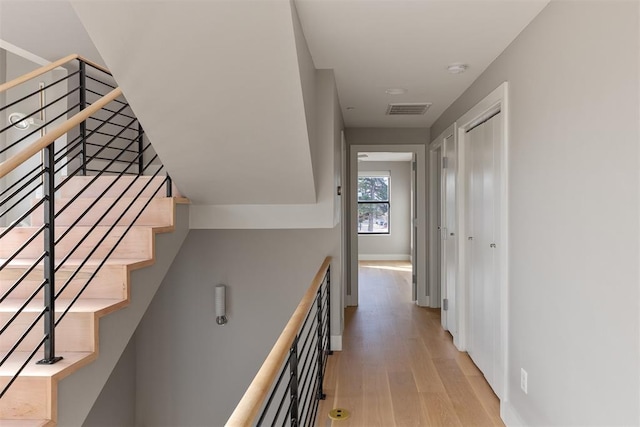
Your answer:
431,1 -> 639,425
357,161 -> 411,259
134,228 -> 339,427
83,336 -> 137,427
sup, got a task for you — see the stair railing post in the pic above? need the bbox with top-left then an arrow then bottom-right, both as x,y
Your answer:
315,284 -> 326,400
79,60 -> 88,176
37,144 -> 62,365
137,123 -> 144,175
166,174 -> 172,197
289,336 -> 300,427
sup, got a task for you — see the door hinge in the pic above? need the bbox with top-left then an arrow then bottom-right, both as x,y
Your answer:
442,157 -> 448,169
412,161 -> 417,171
443,298 -> 449,311
412,274 -> 416,285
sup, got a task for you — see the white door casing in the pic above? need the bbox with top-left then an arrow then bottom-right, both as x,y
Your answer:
442,128 -> 457,334
427,148 -> 440,308
348,144 -> 427,307
411,154 -> 418,302
456,82 -> 508,400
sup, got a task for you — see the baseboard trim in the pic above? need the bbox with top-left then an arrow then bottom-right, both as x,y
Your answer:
330,335 -> 342,351
358,254 -> 410,261
501,401 -> 526,426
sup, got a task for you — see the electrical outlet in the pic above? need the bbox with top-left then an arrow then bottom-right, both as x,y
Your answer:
520,368 -> 528,394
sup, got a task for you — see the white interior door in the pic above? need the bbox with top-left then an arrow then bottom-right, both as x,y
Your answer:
466,112 -> 502,396
441,133 -> 457,333
411,155 -> 418,301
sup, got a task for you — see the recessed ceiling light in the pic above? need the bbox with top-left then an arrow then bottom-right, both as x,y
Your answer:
385,88 -> 407,95
447,63 -> 469,74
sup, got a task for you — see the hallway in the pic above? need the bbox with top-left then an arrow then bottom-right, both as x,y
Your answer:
317,261 -> 504,426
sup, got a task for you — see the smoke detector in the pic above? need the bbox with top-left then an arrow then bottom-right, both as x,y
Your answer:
447,63 -> 469,74
385,88 -> 407,95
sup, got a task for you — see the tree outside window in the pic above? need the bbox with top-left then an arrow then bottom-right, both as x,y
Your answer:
358,176 -> 390,234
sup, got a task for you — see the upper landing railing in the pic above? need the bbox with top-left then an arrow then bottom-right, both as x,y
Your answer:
227,257 -> 332,427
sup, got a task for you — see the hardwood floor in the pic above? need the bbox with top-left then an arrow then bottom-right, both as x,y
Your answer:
316,261 -> 503,427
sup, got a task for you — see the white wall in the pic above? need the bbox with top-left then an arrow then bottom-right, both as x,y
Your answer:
357,161 -> 411,260
189,69 -> 343,229
1,50 -> 68,226
431,2 -> 639,425
0,49 -> 6,166
73,1 -> 318,207
345,127 -> 429,147
134,228 -> 340,427
0,1 -> 105,65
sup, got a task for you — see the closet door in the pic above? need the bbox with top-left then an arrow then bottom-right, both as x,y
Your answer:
467,122 -> 488,375
466,112 -> 502,397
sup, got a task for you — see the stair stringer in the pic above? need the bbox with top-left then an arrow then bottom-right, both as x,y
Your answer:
54,203 -> 189,426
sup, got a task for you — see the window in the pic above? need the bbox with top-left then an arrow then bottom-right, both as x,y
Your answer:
357,175 -> 390,234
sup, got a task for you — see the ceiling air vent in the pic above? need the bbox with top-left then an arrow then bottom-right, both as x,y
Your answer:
386,103 -> 432,116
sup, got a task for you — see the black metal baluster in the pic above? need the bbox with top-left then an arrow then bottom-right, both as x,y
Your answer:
315,287 -> 326,400
37,145 -> 62,365
137,123 -> 144,175
79,60 -> 87,176
289,337 -> 300,427
326,267 -> 333,356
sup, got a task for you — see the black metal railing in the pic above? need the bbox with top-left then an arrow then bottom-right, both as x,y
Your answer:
0,55 -> 174,399
227,258 -> 332,427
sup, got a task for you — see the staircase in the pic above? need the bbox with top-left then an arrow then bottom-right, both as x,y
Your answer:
0,55 -> 189,425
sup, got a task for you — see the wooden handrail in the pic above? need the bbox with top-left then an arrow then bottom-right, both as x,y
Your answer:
226,256 -> 332,427
0,53 -> 111,95
0,87 -> 122,179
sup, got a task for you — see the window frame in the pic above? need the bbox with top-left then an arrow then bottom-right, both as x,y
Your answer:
357,174 -> 390,235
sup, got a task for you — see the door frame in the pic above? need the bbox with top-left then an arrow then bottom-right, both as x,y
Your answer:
429,124 -> 456,326
456,82 -> 509,399
347,144 -> 427,307
427,141 -> 442,309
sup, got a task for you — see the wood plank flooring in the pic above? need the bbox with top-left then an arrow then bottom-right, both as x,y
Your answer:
316,261 -> 503,426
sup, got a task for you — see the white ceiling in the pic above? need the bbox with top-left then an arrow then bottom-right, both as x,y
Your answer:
1,0 -> 550,206
0,1 -> 105,66
1,0 -> 551,130
295,0 -> 549,128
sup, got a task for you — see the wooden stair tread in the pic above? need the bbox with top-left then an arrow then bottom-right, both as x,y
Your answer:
0,419 -> 53,426
59,175 -> 183,198
1,257 -> 152,267
0,174 -> 182,424
29,197 -> 176,228
0,351 -> 94,378
0,298 -> 125,314
0,225 -> 155,232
